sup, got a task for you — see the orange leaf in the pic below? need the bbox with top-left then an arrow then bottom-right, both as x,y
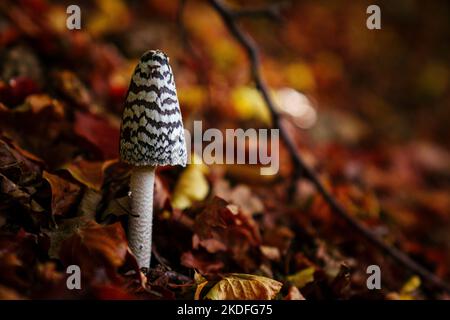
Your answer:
65,159 -> 117,191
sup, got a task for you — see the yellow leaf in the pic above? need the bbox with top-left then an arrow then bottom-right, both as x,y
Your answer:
401,276 -> 421,295
195,281 -> 209,300
171,154 -> 209,210
286,267 -> 315,289
387,276 -> 421,300
205,273 -> 282,300
194,271 -> 209,300
231,86 -> 272,125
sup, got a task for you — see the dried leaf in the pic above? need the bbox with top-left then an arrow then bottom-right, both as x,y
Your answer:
46,217 -> 90,259
73,111 -> 120,160
0,172 -> 44,213
205,273 -> 282,300
59,221 -> 128,278
53,71 -> 91,108
214,181 -> 264,216
65,159 -> 117,191
194,278 -> 209,300
192,197 -> 261,270
43,171 -> 81,216
180,251 -> 224,274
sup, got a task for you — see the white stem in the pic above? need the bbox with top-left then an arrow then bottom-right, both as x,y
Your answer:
128,166 -> 155,270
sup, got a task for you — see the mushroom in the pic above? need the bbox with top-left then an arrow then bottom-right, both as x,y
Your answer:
119,50 -> 187,270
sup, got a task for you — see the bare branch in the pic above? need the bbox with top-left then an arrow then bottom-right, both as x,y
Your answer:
230,2 -> 287,21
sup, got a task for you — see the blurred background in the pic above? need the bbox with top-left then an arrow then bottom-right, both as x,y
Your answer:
0,0 -> 449,299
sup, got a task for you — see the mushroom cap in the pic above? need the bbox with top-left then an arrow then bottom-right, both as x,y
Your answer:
120,50 -> 187,167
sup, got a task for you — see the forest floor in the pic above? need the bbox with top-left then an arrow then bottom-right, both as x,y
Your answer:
0,0 -> 449,300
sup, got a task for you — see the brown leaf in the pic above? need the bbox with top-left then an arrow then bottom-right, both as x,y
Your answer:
53,70 -> 91,109
0,285 -> 25,300
0,137 -> 42,182
213,181 -> 264,216
0,172 -> 44,213
43,171 -> 81,216
0,230 -> 38,290
73,111 -> 120,160
193,197 -> 261,268
205,273 -> 282,300
180,251 -> 224,274
263,226 -> 295,255
46,217 -> 90,259
64,158 -> 117,191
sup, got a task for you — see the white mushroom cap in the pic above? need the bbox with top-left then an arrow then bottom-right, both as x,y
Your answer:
119,50 -> 187,167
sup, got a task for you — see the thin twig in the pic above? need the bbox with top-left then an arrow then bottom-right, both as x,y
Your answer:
176,0 -> 189,49
208,0 -> 450,294
230,2 -> 287,21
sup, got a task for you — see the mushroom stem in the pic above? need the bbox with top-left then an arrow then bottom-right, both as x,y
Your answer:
129,165 -> 156,270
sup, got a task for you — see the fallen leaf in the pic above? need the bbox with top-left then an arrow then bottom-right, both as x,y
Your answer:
73,111 -> 120,160
46,217 -> 90,259
286,267 -> 315,289
0,172 -> 44,213
180,251 -> 224,274
53,70 -> 91,108
213,181 -> 264,216
43,171 -> 81,216
65,158 -> 117,191
59,221 -> 128,279
0,137 -> 42,182
205,273 -> 282,300
194,274 -> 209,300
193,197 -> 261,270
172,155 -> 209,210
231,86 -> 271,125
